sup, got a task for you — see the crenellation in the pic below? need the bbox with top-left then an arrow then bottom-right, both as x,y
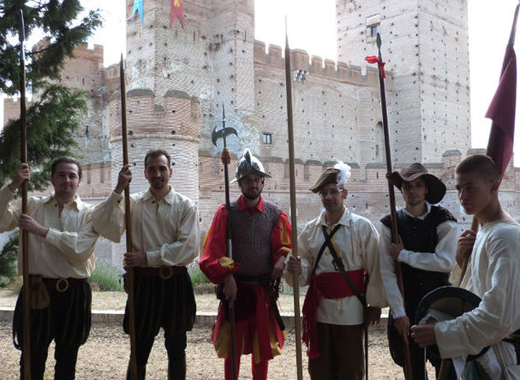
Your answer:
254,40 -> 386,88
266,44 -> 283,66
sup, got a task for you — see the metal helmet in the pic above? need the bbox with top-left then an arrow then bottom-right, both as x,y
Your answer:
231,149 -> 271,183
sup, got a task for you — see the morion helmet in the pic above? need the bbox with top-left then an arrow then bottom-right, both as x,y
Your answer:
232,149 -> 271,183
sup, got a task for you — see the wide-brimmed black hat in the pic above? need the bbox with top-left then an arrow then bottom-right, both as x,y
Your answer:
387,163 -> 446,204
416,286 -> 489,361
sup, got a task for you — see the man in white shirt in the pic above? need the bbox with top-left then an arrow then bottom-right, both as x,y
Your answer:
380,162 -> 458,379
286,162 -> 386,380
0,157 -> 103,379
94,149 -> 199,380
411,154 -> 520,379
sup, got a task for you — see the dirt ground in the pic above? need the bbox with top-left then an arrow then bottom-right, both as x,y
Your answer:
0,289 -> 436,379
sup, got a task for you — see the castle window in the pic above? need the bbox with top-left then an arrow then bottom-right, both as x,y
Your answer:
86,164 -> 91,184
370,25 -> 378,37
304,163 -> 310,181
100,163 -> 105,184
375,122 -> 385,162
262,133 -> 272,144
366,14 -> 380,40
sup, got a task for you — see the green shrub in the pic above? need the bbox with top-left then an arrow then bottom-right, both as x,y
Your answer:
188,264 -> 209,286
89,261 -> 124,291
0,231 -> 19,287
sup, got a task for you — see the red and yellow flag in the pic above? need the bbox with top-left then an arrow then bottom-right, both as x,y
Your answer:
171,0 -> 184,28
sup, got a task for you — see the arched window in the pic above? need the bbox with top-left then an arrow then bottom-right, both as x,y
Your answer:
375,122 -> 385,162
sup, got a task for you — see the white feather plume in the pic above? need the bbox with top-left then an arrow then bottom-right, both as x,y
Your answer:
334,161 -> 352,186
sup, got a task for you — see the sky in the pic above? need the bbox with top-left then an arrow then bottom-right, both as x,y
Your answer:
49,0 -> 520,164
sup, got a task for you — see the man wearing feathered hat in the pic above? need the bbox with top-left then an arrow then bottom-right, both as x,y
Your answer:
379,162 -> 458,379
200,149 -> 292,380
285,162 -> 386,380
412,154 -> 520,379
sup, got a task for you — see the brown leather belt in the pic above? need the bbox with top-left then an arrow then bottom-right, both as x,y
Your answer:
132,266 -> 187,280
41,277 -> 88,293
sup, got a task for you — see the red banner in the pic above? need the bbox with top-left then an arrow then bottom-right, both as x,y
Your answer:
485,6 -> 518,178
171,0 -> 184,28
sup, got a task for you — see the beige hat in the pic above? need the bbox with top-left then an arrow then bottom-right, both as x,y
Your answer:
387,163 -> 446,204
309,167 -> 340,193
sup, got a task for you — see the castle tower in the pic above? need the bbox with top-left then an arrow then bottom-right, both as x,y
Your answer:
124,0 -> 256,157
336,0 -> 471,165
107,1 -> 203,199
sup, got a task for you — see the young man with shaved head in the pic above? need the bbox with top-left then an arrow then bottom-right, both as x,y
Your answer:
412,154 -> 520,379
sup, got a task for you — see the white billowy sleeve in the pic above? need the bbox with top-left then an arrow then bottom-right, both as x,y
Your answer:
398,220 -> 457,272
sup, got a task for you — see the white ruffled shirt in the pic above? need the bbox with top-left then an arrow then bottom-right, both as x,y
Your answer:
284,206 -> 387,325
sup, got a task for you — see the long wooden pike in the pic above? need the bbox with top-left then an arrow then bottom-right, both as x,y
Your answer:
212,104 -> 238,380
366,34 -> 414,380
120,55 -> 138,380
283,19 -> 303,380
19,9 -> 31,380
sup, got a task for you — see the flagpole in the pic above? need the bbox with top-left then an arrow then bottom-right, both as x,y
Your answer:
120,55 -> 138,380
19,9 -> 32,380
366,34 -> 414,380
284,19 -> 304,380
460,3 -> 519,284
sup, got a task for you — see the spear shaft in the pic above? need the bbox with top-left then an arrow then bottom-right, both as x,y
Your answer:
284,25 -> 303,380
372,33 -> 414,380
221,105 -> 237,380
19,9 -> 31,379
120,55 -> 138,380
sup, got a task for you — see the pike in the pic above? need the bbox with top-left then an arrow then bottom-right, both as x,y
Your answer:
19,9 -> 32,380
365,34 -> 414,380
119,55 -> 138,380
283,20 -> 303,380
211,104 -> 238,380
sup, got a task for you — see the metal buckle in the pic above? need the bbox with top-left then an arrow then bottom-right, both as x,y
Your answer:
159,266 -> 173,280
56,278 -> 69,293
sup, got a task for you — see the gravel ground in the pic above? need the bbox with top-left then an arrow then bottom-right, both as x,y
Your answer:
0,289 -> 436,379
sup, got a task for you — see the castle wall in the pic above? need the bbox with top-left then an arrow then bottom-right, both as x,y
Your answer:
198,151 -> 520,237
58,44 -> 109,164
3,98 -> 21,126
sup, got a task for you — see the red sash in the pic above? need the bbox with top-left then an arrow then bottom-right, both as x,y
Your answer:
302,269 -> 365,359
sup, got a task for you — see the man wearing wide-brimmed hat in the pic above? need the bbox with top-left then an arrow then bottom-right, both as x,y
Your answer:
200,149 -> 292,380
285,162 -> 386,380
380,162 -> 458,379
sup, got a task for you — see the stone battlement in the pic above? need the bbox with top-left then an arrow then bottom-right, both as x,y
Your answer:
253,40 -> 389,88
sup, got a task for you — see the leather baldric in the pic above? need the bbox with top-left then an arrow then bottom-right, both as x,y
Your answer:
321,225 -> 367,308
